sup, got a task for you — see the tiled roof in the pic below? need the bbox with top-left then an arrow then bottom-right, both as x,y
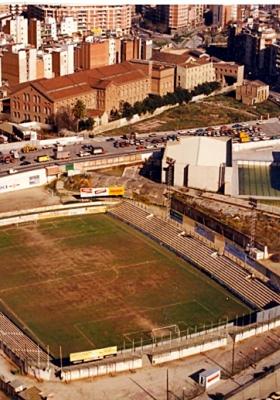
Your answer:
11,61 -> 149,102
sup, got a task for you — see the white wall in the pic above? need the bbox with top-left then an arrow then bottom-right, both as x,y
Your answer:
188,165 -> 220,192
0,169 -> 47,194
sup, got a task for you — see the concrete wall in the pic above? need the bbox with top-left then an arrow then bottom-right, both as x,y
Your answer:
151,338 -> 228,365
0,168 -> 47,194
61,357 -> 142,381
0,202 -> 112,226
188,165 -> 220,192
235,318 -> 280,343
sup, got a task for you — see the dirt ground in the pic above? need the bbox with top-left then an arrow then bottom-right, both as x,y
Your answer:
0,214 -> 248,357
0,187 -> 60,214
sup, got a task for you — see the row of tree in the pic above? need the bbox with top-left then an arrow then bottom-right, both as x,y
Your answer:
121,81 -> 221,120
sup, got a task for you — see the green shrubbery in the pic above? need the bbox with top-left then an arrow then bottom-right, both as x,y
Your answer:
120,82 -> 221,119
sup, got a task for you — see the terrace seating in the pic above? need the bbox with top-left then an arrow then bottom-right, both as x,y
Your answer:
109,201 -> 280,309
0,313 -> 49,366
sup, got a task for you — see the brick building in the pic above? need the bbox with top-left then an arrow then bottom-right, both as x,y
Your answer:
236,79 -> 269,105
10,62 -> 151,123
214,61 -> 244,86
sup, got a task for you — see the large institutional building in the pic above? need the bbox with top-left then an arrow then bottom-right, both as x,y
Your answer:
10,62 -> 151,123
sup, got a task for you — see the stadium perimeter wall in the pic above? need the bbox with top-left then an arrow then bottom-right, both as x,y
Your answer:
0,201 -> 117,226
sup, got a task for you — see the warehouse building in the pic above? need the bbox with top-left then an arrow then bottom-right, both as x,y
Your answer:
162,136 -> 233,193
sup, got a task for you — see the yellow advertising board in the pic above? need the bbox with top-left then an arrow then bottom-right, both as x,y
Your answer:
108,186 -> 125,196
70,346 -> 117,363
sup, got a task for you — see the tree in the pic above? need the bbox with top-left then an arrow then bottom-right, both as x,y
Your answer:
73,100 -> 86,120
53,107 -> 76,132
86,117 -> 95,131
133,101 -> 145,115
121,102 -> 135,120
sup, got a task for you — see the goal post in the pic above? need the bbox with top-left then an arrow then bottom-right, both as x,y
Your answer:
151,324 -> 180,343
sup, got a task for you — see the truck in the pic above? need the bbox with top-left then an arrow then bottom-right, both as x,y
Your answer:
37,154 -> 50,163
92,147 -> 104,155
55,151 -> 70,160
239,131 -> 250,143
22,145 -> 37,153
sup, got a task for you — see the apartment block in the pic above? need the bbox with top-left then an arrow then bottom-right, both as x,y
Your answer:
28,5 -> 133,36
2,49 -> 25,85
74,41 -> 110,70
210,5 -> 238,28
52,45 -> 74,77
28,19 -> 42,49
60,17 -> 78,36
3,16 -> 28,46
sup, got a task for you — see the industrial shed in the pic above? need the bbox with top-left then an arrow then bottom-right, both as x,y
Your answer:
162,136 -> 233,193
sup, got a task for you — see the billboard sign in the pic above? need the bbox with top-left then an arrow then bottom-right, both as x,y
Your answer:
80,186 -> 124,198
108,186 -> 125,196
70,346 -> 117,363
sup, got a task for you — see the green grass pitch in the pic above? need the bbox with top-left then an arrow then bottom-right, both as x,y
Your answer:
0,214 -> 250,358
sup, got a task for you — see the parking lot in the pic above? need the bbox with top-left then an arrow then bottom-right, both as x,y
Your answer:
1,117 -> 280,175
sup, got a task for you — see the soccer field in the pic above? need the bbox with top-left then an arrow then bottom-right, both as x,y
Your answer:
0,214 -> 249,358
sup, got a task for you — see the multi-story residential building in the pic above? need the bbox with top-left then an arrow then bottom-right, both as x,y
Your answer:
2,45 -> 56,85
2,46 -> 37,85
10,4 -> 25,16
3,16 -> 28,46
52,45 -> 74,77
42,17 -> 57,41
168,5 -> 192,32
0,5 -> 10,15
141,5 -> 205,33
74,41 -> 111,70
228,25 -> 277,78
265,42 -> 280,81
10,61 -> 151,123
28,19 -> 42,49
236,79 -> 269,105
59,17 -> 78,36
210,5 -> 238,28
28,5 -> 133,36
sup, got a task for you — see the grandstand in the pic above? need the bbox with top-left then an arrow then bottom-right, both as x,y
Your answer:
0,312 -> 50,370
109,201 -> 280,310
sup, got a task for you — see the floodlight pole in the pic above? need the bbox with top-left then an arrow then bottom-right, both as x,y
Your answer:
249,197 -> 257,251
166,369 -> 169,400
166,157 -> 175,219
